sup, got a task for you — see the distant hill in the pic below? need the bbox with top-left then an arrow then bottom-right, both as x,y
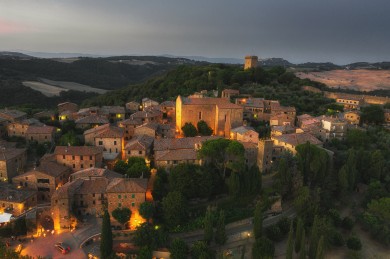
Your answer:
0,51 -> 33,59
0,55 -> 200,90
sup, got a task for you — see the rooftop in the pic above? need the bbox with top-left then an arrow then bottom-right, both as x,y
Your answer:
26,125 -> 56,135
231,126 -> 256,134
154,136 -> 218,151
71,167 -> 122,180
54,146 -> 103,156
0,183 -> 36,202
75,115 -> 109,125
106,178 -> 148,193
181,96 -> 242,109
274,133 -> 322,147
0,147 -> 26,161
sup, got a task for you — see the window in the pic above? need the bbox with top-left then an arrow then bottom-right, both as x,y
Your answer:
98,141 -> 103,145
139,151 -> 142,155
93,193 -> 95,197
131,194 -> 135,198
72,155 -> 75,160
89,156 -> 93,160
63,155 -> 65,159
199,112 -> 202,120
45,136 -> 47,139
90,164 -> 93,168
73,164 -> 75,168
131,202 -> 135,207
81,156 -> 83,160
81,164 -> 84,169
118,203 -> 122,207
128,151 -> 130,154
118,194 -> 121,199
114,141 -> 117,145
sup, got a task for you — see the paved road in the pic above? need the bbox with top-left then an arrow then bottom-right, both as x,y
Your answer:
20,217 -> 102,259
174,206 -> 296,245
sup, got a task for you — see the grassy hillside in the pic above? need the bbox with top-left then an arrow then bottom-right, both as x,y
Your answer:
83,64 -> 334,115
0,56 -> 196,90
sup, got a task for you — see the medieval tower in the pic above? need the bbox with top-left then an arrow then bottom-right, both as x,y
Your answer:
244,55 -> 258,70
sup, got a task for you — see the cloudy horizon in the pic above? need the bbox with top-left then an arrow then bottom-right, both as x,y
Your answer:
1,0 -> 389,64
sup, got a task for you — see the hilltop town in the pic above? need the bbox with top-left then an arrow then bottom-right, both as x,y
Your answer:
0,56 -> 390,258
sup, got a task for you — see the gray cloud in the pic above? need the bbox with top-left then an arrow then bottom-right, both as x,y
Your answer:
0,0 -> 389,64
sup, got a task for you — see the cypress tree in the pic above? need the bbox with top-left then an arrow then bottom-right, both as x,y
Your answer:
215,210 -> 227,245
100,210 -> 113,259
253,201 -> 263,239
299,230 -> 306,259
309,216 -> 320,259
315,236 -> 325,259
295,217 -> 304,253
286,221 -> 294,259
203,207 -> 214,244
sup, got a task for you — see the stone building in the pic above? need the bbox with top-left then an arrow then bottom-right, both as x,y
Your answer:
141,98 -> 159,109
0,147 -> 27,182
106,178 -> 148,228
221,89 -> 240,99
124,135 -> 154,160
318,116 -> 348,140
51,174 -> 148,230
92,125 -> 124,162
154,136 -> 217,168
7,118 -> 43,138
272,133 -> 323,155
134,123 -> 158,138
25,125 -> 56,144
0,183 -> 37,217
230,126 -> 259,144
75,115 -> 109,129
54,146 -> 103,172
100,106 -> 126,122
58,102 -> 79,115
12,161 -> 71,202
270,125 -> 297,137
244,56 -> 258,70
130,109 -> 163,124
336,97 -> 363,110
257,139 -> 275,173
176,96 -> 243,137
343,111 -> 361,125
159,101 -> 176,123
118,118 -> 143,141
70,167 -> 122,181
241,141 -> 258,167
385,109 -> 390,124
0,109 -> 27,123
125,101 -> 141,113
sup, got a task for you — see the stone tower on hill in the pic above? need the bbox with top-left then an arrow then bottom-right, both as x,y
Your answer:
244,55 -> 258,70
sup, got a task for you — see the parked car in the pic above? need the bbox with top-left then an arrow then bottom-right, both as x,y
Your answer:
55,242 -> 71,254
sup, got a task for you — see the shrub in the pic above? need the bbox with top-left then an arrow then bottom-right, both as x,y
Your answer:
266,225 -> 283,242
342,217 -> 354,230
277,217 -> 291,235
329,230 -> 344,247
328,209 -> 342,227
347,236 -> 362,251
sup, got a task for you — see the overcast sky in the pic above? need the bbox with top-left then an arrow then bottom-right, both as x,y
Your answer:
1,0 -> 389,64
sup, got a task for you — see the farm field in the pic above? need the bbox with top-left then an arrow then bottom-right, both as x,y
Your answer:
22,79 -> 108,97
296,69 -> 390,92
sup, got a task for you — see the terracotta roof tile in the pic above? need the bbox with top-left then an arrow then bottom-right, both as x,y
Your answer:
106,178 -> 148,193
71,167 -> 122,180
54,146 -> 103,156
26,125 -> 56,134
274,133 -> 322,146
0,147 -> 26,161
75,115 -> 109,125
